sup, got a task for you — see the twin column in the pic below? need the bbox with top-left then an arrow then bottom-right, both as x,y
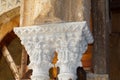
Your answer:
14,21 -> 93,80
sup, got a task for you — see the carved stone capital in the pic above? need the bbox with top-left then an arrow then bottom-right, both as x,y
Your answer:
14,21 -> 93,80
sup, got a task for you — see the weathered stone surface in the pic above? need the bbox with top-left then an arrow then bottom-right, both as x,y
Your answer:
14,21 -> 93,80
92,0 -> 110,74
20,0 -> 91,26
0,0 -> 20,15
0,7 -> 20,25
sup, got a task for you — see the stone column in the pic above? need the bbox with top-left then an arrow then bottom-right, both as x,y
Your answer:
14,28 -> 55,80
90,0 -> 110,80
14,21 -> 93,80
56,22 -> 93,80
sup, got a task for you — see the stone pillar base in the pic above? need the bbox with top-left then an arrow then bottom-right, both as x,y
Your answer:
87,73 -> 109,80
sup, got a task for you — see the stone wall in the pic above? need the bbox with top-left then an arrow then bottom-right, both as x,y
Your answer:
0,0 -> 20,15
20,0 -> 91,26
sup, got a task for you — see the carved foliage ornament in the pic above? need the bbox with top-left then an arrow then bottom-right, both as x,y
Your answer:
14,21 -> 93,80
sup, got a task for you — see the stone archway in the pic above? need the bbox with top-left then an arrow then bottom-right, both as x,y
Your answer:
0,7 -> 20,79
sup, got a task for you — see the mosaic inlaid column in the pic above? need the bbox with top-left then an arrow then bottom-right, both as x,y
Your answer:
14,21 -> 93,80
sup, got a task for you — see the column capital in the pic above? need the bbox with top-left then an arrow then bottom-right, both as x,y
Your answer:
14,21 -> 93,80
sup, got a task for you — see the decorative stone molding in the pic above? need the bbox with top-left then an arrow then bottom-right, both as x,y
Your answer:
14,21 -> 93,80
0,0 -> 20,15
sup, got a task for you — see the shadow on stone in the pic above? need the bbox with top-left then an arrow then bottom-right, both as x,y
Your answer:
76,67 -> 86,80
